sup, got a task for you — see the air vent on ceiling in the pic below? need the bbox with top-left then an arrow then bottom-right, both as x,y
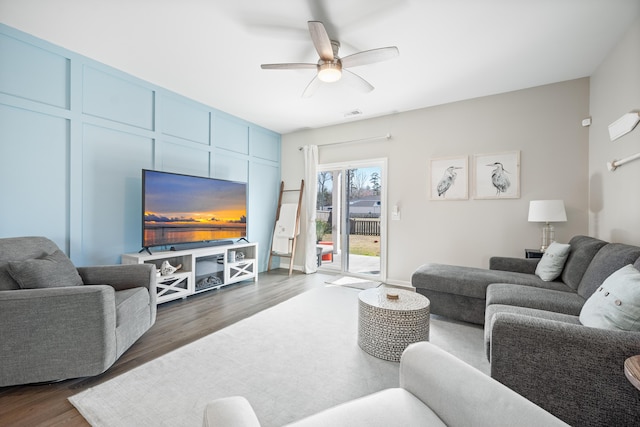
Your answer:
344,109 -> 363,118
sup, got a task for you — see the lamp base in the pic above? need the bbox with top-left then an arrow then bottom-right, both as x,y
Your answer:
540,223 -> 555,252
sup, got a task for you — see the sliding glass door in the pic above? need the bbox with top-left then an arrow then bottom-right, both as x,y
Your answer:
316,159 -> 386,280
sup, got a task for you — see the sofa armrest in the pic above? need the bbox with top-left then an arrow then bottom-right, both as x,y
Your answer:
0,286 -> 118,386
489,256 -> 539,274
399,342 -> 568,427
78,264 -> 157,316
77,263 -> 155,291
203,396 -> 261,427
490,313 -> 640,426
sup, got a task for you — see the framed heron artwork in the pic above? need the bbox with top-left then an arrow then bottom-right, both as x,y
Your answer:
429,156 -> 468,200
473,151 -> 520,199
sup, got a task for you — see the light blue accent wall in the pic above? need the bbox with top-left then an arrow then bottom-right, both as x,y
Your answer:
213,112 -> 249,154
0,32 -> 69,109
81,125 -> 154,265
0,24 -> 281,268
214,151 -> 249,183
249,162 -> 281,271
0,104 -> 69,251
250,127 -> 280,162
159,141 -> 211,177
160,94 -> 210,144
82,66 -> 154,130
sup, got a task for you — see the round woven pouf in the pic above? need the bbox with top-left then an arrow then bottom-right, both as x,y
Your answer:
358,287 -> 430,362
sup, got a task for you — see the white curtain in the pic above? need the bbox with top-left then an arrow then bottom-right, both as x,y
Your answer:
302,145 -> 318,273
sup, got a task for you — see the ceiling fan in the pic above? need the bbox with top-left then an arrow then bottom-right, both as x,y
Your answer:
261,21 -> 399,98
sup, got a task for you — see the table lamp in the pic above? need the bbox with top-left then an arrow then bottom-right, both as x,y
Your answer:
528,200 -> 567,252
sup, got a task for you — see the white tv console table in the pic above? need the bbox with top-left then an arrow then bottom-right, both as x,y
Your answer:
122,242 -> 258,304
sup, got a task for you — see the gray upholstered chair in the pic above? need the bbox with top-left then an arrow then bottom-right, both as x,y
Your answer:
0,236 -> 156,386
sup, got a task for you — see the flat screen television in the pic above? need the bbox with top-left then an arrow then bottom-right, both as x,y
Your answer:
142,169 -> 247,249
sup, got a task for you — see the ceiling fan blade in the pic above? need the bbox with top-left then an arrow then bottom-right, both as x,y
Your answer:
341,46 -> 399,68
302,75 -> 322,98
308,21 -> 334,61
342,70 -> 374,93
261,63 -> 317,70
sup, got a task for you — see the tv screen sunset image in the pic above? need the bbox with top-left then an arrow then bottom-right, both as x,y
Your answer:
143,170 -> 247,247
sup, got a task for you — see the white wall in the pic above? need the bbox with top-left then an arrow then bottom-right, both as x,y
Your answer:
588,17 -> 640,244
282,78 -> 590,284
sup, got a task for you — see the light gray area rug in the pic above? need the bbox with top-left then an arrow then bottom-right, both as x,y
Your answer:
326,275 -> 381,289
69,286 -> 487,427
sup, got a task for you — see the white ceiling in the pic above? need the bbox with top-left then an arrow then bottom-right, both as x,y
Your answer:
1,0 -> 639,134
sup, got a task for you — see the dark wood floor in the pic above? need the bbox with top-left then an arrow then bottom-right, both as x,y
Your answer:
0,269 -> 335,427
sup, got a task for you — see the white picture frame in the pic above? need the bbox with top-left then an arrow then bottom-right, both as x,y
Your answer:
429,156 -> 468,200
473,151 -> 520,199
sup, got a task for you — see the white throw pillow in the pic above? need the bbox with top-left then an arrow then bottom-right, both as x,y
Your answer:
535,241 -> 571,281
579,264 -> 640,331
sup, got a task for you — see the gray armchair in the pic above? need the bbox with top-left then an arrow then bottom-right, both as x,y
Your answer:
0,236 -> 156,386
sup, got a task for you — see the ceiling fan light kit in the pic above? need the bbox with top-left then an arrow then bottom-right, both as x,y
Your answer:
318,61 -> 342,82
260,20 -> 398,97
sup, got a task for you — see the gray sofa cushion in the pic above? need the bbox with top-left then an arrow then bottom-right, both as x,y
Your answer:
115,287 -> 150,326
0,236 -> 60,290
114,287 -> 153,358
412,263 -> 569,299
485,304 -> 581,359
486,283 -> 585,316
559,235 -> 607,290
8,249 -> 83,289
490,257 -> 539,274
576,243 -> 640,298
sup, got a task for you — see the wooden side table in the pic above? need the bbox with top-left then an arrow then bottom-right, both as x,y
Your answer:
624,355 -> 640,391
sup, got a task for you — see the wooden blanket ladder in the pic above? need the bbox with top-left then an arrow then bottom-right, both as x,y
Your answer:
268,179 -> 304,276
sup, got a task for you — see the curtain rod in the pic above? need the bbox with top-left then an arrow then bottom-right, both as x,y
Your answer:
607,151 -> 640,171
298,133 -> 391,151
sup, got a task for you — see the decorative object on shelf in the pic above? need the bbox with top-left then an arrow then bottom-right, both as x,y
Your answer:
473,151 -> 520,199
528,200 -> 567,252
228,250 -> 236,263
196,275 -> 223,291
429,156 -> 468,200
235,252 -> 245,260
160,260 -> 182,276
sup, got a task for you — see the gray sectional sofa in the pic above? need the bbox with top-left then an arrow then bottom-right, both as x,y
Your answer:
411,235 -> 640,426
412,235 -> 614,325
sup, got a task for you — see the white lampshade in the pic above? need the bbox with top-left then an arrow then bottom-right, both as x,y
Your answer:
528,200 -> 567,223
